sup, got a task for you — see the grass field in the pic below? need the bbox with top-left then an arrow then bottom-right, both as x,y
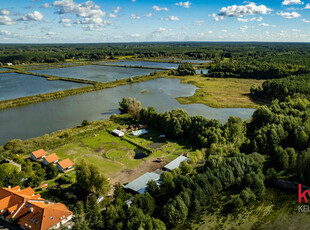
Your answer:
172,76 -> 264,109
190,188 -> 308,230
48,125 -> 196,185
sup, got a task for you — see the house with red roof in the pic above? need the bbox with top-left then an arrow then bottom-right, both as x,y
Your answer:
0,186 -> 73,230
43,153 -> 59,166
30,149 -> 47,161
56,159 -> 74,172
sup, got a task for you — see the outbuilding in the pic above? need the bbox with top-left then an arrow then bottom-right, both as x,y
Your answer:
131,129 -> 148,136
112,129 -> 124,137
163,155 -> 189,171
123,172 -> 160,194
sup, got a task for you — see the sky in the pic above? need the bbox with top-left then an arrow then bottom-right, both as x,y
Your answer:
0,0 -> 310,43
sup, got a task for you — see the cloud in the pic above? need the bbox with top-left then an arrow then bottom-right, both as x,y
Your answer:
152,6 -> 168,11
175,1 -> 191,8
210,13 -> 224,21
60,18 -> 71,23
237,17 -> 256,22
0,9 -> 10,16
132,0 -> 136,2
41,3 -> 52,8
219,2 -> 272,17
130,33 -> 141,38
113,6 -> 121,14
305,3 -> 310,9
130,14 -> 140,20
109,14 -> 117,18
0,16 -> 15,25
76,17 -> 103,24
240,25 -> 248,32
165,16 -> 180,21
46,31 -> 56,36
282,0 -> 303,5
83,24 -> 106,31
152,27 -> 168,34
144,13 -> 154,17
257,16 -> 263,22
18,11 -> 44,21
0,30 -> 11,36
53,0 -> 106,25
277,11 -> 301,19
259,23 -> 269,26
302,18 -> 310,23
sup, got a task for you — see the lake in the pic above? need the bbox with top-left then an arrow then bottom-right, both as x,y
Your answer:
30,65 -> 162,83
196,69 -> 209,74
0,72 -> 86,101
0,68 -> 9,72
179,60 -> 212,64
0,78 -> 255,145
105,61 -> 179,69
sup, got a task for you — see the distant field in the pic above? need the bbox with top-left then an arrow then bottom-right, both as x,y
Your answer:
49,125 -> 196,185
191,188 -> 308,230
174,76 -> 264,109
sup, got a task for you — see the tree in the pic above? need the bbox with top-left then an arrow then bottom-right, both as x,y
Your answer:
81,120 -> 90,127
133,192 -> 155,215
119,97 -> 141,119
45,164 -> 59,180
73,202 -> 91,230
177,63 -> 196,76
0,164 -> 22,187
85,196 -> 104,229
163,196 -> 188,226
76,160 -> 110,195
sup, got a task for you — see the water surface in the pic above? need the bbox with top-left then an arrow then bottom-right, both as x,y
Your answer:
0,72 -> 86,101
30,65 -> 161,83
106,61 -> 179,69
0,78 -> 254,145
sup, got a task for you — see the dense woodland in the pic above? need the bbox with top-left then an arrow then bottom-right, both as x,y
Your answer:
1,42 -> 310,65
0,43 -> 310,229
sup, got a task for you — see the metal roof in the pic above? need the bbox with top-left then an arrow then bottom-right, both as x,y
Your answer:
131,129 -> 148,136
163,155 -> 189,171
123,172 -> 160,194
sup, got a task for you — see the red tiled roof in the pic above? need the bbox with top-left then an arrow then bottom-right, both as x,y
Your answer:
0,186 -> 73,230
57,159 -> 74,170
31,149 -> 47,159
44,153 -> 59,164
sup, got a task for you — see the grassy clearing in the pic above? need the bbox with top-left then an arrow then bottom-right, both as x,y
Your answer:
171,75 -> 264,109
190,188 -> 308,230
49,123 -> 196,185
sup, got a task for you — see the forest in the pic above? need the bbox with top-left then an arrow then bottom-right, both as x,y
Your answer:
1,42 -> 310,65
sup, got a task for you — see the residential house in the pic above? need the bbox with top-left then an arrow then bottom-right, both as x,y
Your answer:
56,159 -> 74,172
0,186 -> 73,230
30,149 -> 47,161
43,153 -> 59,165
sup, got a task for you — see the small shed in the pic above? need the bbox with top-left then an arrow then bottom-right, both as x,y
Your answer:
123,172 -> 160,194
131,129 -> 148,136
30,149 -> 47,161
163,155 -> 189,171
112,129 -> 124,137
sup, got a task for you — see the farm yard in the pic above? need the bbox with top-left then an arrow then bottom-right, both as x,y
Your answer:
47,123 -> 197,185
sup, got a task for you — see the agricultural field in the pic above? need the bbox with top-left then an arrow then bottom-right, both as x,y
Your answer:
174,76 -> 264,109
